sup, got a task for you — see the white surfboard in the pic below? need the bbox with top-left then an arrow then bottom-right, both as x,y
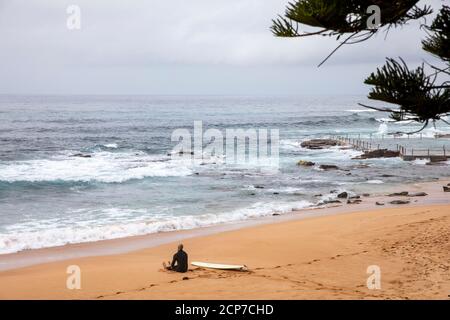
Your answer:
191,261 -> 248,271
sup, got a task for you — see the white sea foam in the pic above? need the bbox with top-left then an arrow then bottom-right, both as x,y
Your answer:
377,123 -> 388,136
0,151 -> 193,183
103,143 -> 118,149
412,159 -> 429,165
280,139 -> 303,151
420,126 -> 450,138
345,109 -> 376,113
375,118 -> 414,125
266,187 -> 305,194
366,180 -> 384,184
0,201 -> 314,254
318,146 -> 363,161
387,127 -> 450,139
317,193 -> 340,203
242,185 -> 304,194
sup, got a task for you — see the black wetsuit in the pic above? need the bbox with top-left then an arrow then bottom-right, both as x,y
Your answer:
171,250 -> 188,273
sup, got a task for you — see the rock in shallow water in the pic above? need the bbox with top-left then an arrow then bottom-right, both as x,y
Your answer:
388,191 -> 409,197
297,160 -> 315,167
319,164 -> 339,170
390,200 -> 410,205
353,149 -> 400,159
388,191 -> 428,197
322,200 -> 342,204
337,192 -> 348,199
300,139 -> 340,150
71,153 -> 92,158
409,192 -> 428,197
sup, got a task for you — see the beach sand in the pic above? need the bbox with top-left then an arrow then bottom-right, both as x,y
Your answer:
0,199 -> 449,299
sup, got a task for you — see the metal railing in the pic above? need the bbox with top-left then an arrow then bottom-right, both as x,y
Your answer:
331,135 -> 449,159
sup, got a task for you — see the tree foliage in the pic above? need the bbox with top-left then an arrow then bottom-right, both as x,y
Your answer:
272,1 -> 450,133
272,0 -> 431,38
422,5 -> 450,62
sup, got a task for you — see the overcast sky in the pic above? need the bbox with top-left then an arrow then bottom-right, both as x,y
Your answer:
0,0 -> 445,95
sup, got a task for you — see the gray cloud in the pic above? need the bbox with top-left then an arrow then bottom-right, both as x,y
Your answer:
0,0 -> 445,94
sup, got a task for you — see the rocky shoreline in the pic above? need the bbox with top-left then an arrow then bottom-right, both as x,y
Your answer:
295,139 -> 450,208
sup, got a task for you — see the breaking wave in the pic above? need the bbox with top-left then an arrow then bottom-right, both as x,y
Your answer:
0,200 -> 314,254
0,150 -> 194,184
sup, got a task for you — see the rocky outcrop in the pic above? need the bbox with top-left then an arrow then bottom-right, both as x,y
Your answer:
390,200 -> 410,205
322,199 -> 342,205
347,199 -> 362,204
435,133 -> 450,138
351,164 -> 371,169
388,191 -> 428,197
71,153 -> 92,158
297,160 -> 315,167
409,192 -> 428,197
388,191 -> 409,197
319,164 -> 339,170
353,149 -> 400,159
301,139 -> 340,150
337,192 -> 348,199
427,156 -> 448,163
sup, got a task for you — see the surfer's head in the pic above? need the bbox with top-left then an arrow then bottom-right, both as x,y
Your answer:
178,244 -> 184,251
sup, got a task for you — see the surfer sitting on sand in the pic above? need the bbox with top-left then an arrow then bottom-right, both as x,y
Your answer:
163,244 -> 188,273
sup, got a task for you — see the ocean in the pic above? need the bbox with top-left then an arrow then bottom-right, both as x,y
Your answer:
0,95 -> 449,254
